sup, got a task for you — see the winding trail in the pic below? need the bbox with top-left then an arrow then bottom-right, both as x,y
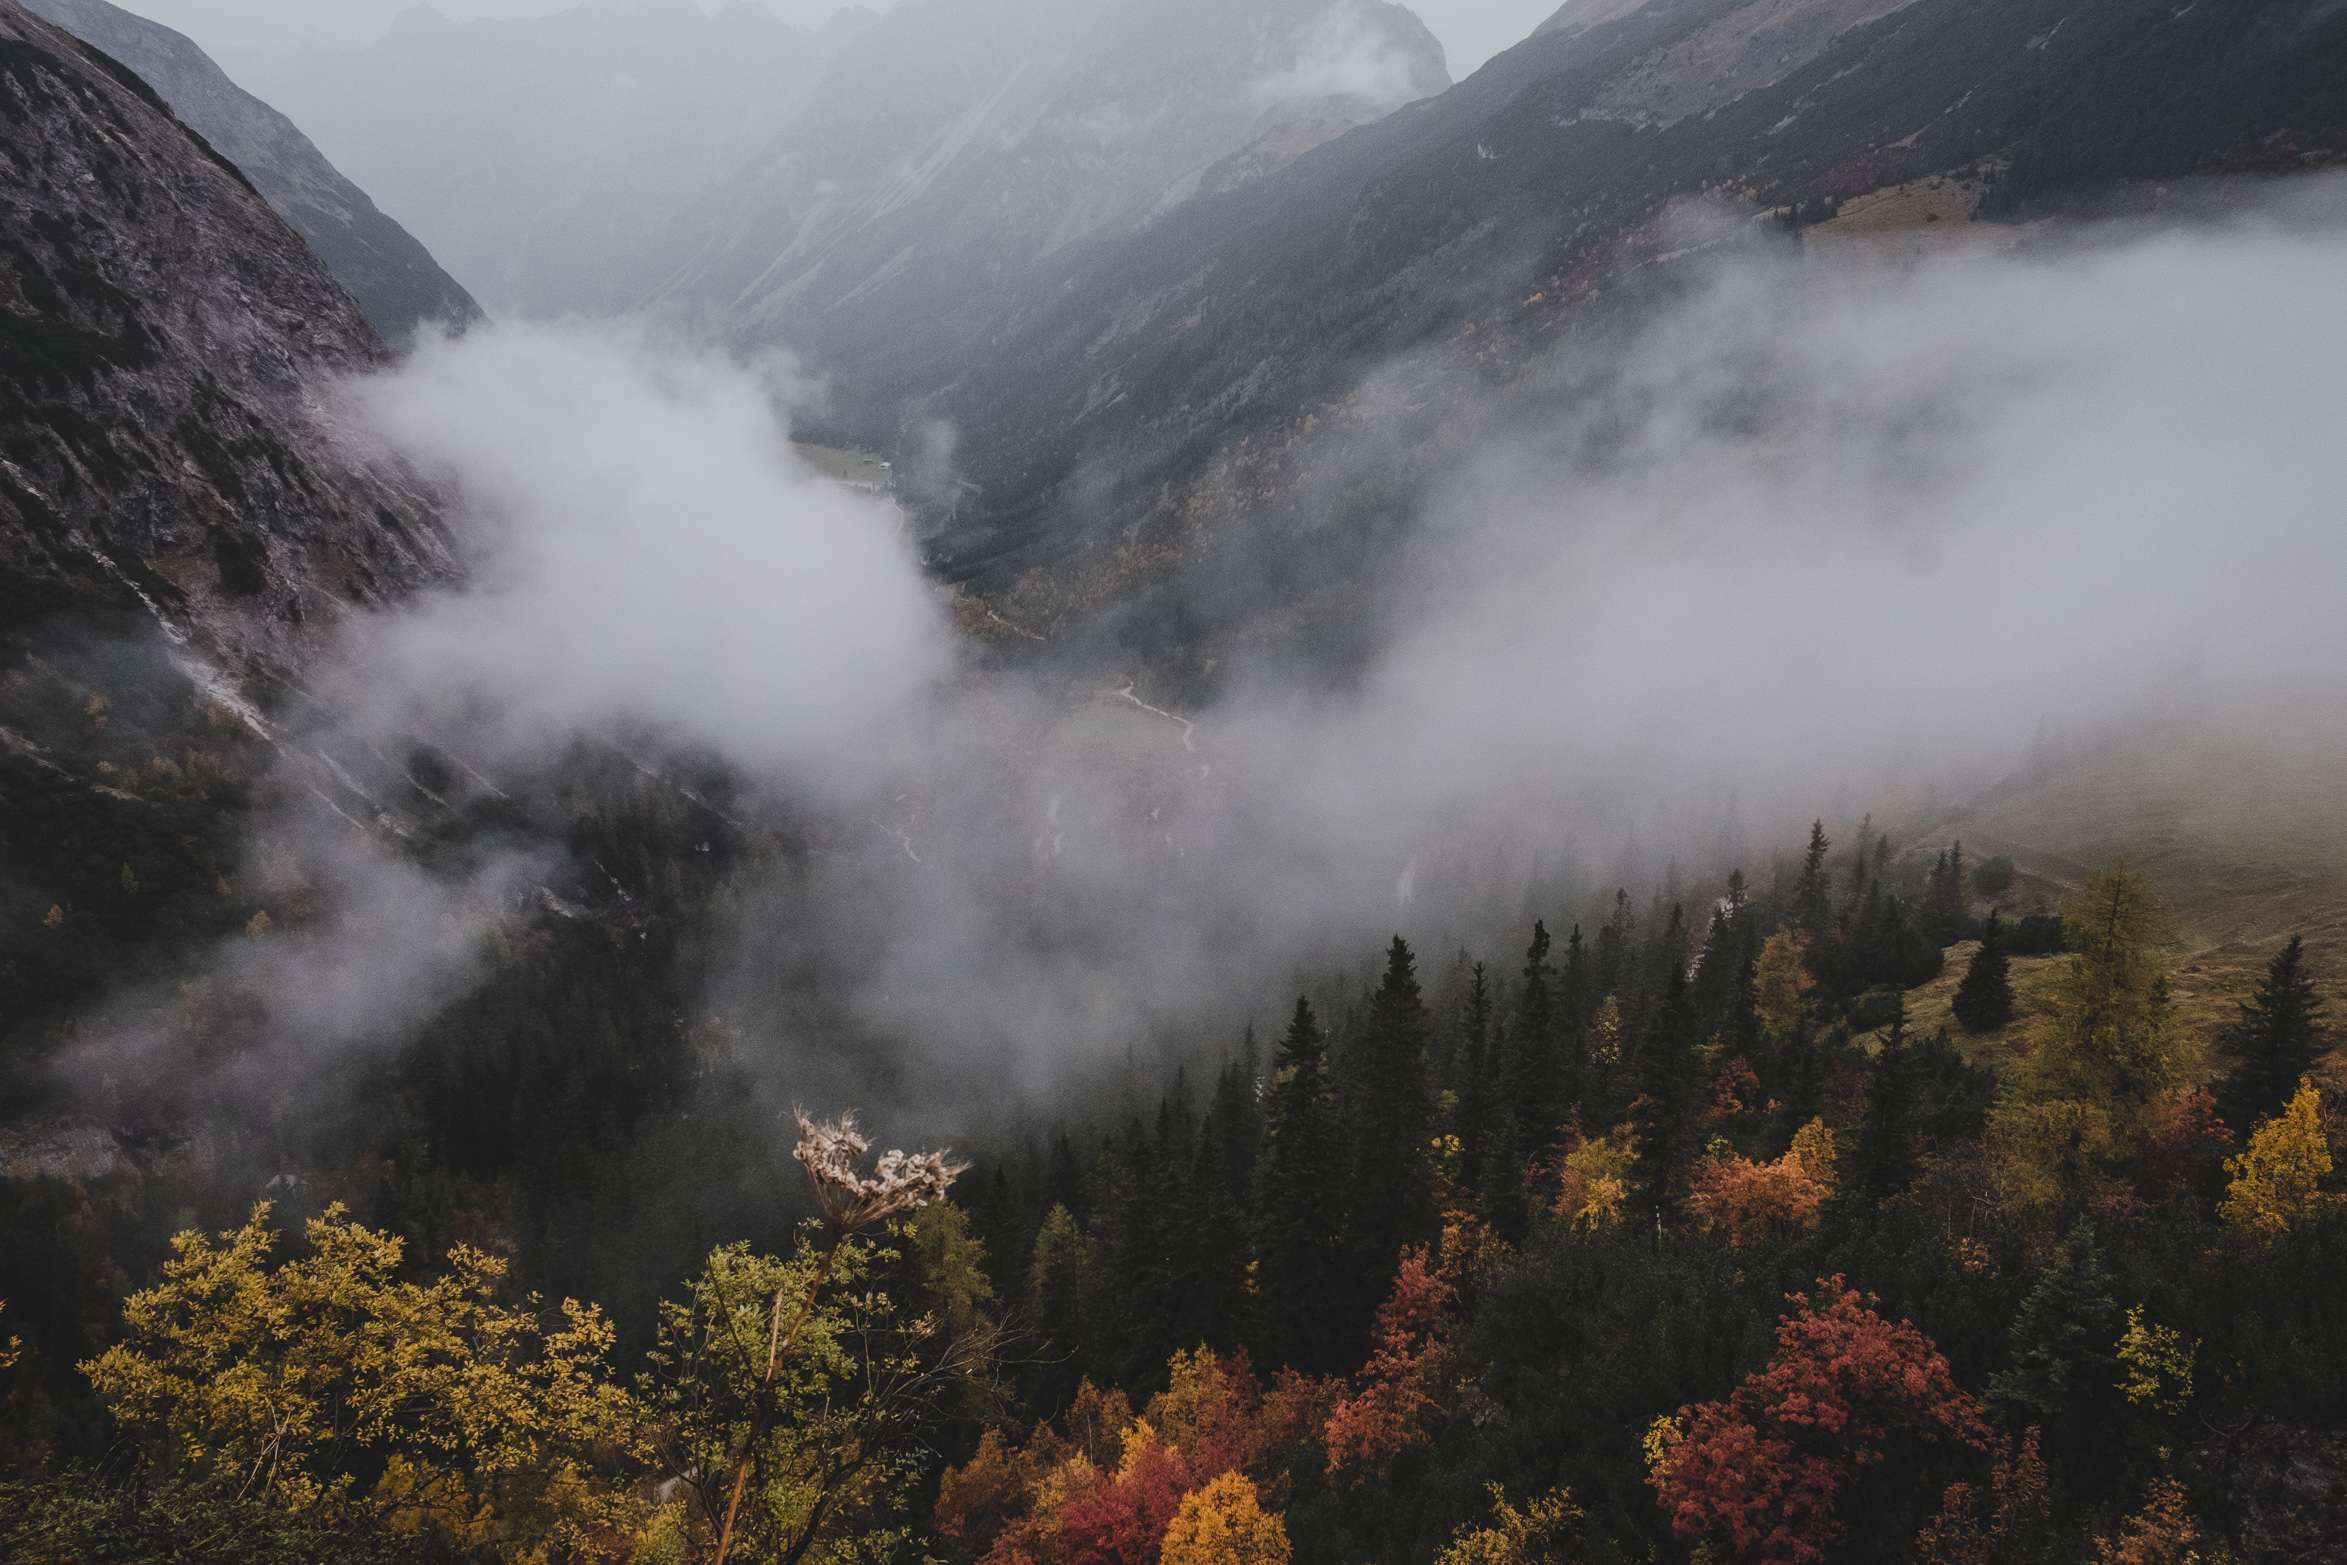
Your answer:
1109,679 -> 1198,753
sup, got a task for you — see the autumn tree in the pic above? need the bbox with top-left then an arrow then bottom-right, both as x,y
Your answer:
2214,934 -> 2328,1135
646,1111 -> 975,1565
1324,1246 -> 1454,1475
1753,932 -> 1814,1049
80,1203 -> 640,1554
2091,1477 -> 2212,1565
1689,1122 -> 1834,1246
2018,867 -> 2178,1112
1913,1427 -> 2054,1565
2219,1078 -> 2337,1238
1647,1277 -> 1987,1564
1951,912 -> 2014,1033
1992,868 -> 2180,1206
1056,1418 -> 1191,1565
1434,1484 -> 1592,1565
1158,1472 -> 1289,1565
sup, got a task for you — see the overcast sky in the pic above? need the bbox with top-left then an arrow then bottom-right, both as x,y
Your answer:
125,0 -> 1562,80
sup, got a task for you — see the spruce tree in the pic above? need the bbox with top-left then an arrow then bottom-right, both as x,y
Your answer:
2215,934 -> 2327,1135
1254,997 -> 1346,1372
1953,910 -> 2016,1033
1990,1220 -> 2122,1474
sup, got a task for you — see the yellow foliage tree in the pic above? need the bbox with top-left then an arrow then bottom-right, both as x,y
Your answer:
1554,1134 -> 1636,1231
80,1203 -> 640,1553
1754,933 -> 1814,1046
1159,1471 -> 1289,1565
2219,1078 -> 2336,1238
1434,1482 -> 1591,1565
1789,1118 -> 1838,1191
2115,1306 -> 2196,1417
2020,867 -> 2179,1112
2091,1476 -> 2210,1565
1991,867 -> 2181,1209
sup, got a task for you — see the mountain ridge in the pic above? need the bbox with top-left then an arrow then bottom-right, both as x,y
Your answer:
19,0 -> 479,345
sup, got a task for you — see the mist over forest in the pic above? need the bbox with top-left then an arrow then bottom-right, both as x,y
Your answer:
4,0 -> 2347,1562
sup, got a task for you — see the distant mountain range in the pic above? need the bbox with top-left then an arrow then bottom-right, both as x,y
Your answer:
894,0 -> 2347,648
261,0 -> 1452,369
19,0 -> 477,342
259,0 -> 868,317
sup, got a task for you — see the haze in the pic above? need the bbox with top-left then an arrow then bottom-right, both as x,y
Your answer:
122,0 -> 1560,77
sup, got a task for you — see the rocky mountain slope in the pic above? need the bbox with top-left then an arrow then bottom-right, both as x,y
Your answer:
263,0 -> 864,316
635,0 -> 1448,402
911,0 -> 2347,635
0,0 -> 452,1032
18,0 -> 478,343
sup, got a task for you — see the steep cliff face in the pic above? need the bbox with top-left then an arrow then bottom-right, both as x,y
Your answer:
0,0 -> 454,1036
19,0 -> 480,344
0,0 -> 450,669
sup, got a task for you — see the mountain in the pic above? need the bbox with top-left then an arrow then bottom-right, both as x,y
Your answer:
263,0 -> 859,315
909,0 -> 2347,640
0,0 -> 451,1021
17,0 -> 478,343
636,0 -> 1449,396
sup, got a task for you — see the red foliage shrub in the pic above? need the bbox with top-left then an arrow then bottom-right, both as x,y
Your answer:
1649,1277 -> 1989,1565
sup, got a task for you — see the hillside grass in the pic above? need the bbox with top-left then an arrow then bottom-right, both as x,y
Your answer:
1868,701 -> 2347,1098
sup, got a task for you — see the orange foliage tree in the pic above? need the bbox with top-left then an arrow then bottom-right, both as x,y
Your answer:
1646,1277 -> 1988,1565
1324,1246 -> 1455,1475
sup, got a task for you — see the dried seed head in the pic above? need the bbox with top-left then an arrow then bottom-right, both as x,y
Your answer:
793,1108 -> 969,1230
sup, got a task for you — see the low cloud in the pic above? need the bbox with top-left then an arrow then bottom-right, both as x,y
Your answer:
335,322 -> 951,798
1254,3 -> 1439,111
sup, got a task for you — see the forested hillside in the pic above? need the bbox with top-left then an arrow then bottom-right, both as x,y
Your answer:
6,812 -> 2343,1562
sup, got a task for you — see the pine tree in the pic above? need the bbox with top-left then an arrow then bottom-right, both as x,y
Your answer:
1794,820 -> 1834,940
1556,922 -> 1592,1112
1850,1006 -> 1917,1201
1924,843 -> 1971,945
1352,938 -> 1438,1282
1254,998 -> 1346,1372
1511,923 -> 1558,1148
1952,911 -> 2016,1033
1028,1204 -> 1092,1411
1631,970 -> 1704,1224
1208,1036 -> 1264,1210
1456,962 -> 1496,1202
2215,935 -> 2327,1135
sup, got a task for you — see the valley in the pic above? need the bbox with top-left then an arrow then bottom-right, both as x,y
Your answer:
4,0 -> 2347,1561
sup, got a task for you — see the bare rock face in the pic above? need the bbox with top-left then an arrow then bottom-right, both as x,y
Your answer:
0,0 -> 453,676
2207,1420 -> 2347,1561
1,0 -> 458,1042
18,0 -> 480,344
